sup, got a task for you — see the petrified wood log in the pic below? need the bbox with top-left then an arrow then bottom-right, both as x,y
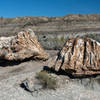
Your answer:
48,38 -> 100,77
0,29 -> 48,61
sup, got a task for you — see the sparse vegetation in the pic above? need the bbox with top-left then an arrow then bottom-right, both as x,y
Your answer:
41,36 -> 67,50
36,71 -> 57,90
80,34 -> 100,42
61,36 -> 65,42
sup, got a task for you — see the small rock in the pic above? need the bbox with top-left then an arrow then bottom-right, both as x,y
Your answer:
21,78 -> 34,92
21,78 -> 42,93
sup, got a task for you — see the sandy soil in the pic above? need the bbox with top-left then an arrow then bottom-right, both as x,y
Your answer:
0,50 -> 57,81
0,50 -> 100,100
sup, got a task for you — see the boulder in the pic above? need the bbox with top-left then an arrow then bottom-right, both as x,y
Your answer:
0,29 -> 48,61
48,38 -> 100,77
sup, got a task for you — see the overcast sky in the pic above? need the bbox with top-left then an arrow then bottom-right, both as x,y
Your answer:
0,0 -> 100,18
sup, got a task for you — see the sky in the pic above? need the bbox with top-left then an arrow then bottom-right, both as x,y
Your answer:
0,0 -> 100,18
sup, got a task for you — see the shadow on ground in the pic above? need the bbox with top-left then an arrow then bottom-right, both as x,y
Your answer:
0,57 -> 35,67
43,66 -> 100,79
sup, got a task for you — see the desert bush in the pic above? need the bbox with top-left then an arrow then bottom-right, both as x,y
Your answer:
61,36 -> 65,42
39,35 -> 69,50
36,71 -> 57,90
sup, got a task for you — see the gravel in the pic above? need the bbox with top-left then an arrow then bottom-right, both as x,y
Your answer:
0,50 -> 99,100
0,71 -> 100,100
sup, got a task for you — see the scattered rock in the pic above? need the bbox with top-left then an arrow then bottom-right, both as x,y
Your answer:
48,38 -> 100,77
21,78 -> 34,92
0,29 -> 48,61
21,78 -> 42,93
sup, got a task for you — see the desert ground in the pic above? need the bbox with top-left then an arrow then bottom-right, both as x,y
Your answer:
0,15 -> 100,100
0,50 -> 99,100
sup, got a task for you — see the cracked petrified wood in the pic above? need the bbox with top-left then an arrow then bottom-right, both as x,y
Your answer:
0,29 -> 48,61
49,38 -> 100,76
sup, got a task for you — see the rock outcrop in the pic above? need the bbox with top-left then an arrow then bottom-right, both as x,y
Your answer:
48,38 -> 100,77
0,29 -> 48,61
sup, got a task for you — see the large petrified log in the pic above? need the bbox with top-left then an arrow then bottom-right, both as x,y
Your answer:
48,38 -> 100,77
0,29 -> 48,61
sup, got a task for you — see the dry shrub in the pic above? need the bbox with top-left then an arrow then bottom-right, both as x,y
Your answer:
36,71 -> 57,90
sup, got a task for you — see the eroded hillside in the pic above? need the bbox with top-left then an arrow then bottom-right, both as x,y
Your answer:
0,14 -> 100,49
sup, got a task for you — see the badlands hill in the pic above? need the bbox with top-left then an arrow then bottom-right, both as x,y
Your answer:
0,14 -> 100,49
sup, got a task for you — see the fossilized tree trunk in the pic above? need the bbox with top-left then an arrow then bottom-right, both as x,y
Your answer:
48,38 -> 100,77
0,29 -> 48,61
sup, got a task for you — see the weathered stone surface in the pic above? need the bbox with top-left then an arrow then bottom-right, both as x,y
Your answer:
21,78 -> 34,92
0,29 -> 48,61
48,38 -> 100,77
21,78 -> 42,93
